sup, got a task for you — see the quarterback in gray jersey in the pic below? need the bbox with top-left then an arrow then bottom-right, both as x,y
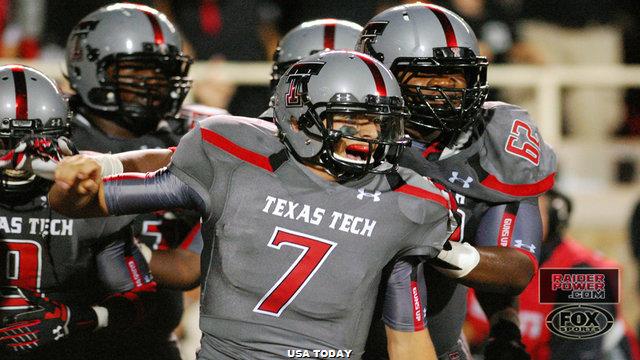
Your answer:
357,4 -> 556,360
50,51 -> 453,359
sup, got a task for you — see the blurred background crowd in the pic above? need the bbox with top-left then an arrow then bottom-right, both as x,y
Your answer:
2,0 -> 640,358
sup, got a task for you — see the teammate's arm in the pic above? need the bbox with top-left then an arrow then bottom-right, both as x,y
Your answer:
145,225 -> 203,290
93,238 -> 158,331
387,327 -> 436,360
115,148 -> 174,173
434,201 -> 541,294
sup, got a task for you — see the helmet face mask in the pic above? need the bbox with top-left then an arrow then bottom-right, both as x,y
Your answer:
300,97 -> 408,179
96,52 -> 192,135
66,3 -> 192,136
356,4 -> 490,143
274,52 -> 410,182
391,54 -> 488,135
0,65 -> 72,205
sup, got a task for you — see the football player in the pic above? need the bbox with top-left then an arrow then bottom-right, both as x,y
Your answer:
260,18 -> 363,120
0,65 -> 155,360
50,50 -> 452,360
64,4 -> 217,358
356,3 -> 556,360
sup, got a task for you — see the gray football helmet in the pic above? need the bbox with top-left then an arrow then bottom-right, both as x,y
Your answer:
273,50 -> 409,181
66,3 -> 192,135
0,65 -> 71,203
356,3 -> 488,139
271,19 -> 363,91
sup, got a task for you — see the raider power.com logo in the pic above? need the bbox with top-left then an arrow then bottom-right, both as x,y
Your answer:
540,268 -> 619,339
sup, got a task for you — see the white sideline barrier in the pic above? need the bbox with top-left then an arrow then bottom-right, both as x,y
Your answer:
8,59 -> 640,145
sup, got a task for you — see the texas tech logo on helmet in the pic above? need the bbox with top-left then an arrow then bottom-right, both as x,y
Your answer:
69,20 -> 100,62
285,62 -> 325,107
355,22 -> 388,62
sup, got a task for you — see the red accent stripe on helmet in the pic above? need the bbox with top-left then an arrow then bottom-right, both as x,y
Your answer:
354,53 -> 387,96
10,66 -> 27,119
324,23 -> 336,49
481,172 -> 556,197
140,9 -> 165,45
424,4 -> 458,47
200,127 -> 274,172
394,184 -> 449,208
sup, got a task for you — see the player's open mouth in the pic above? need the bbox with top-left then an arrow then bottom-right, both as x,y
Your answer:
335,144 -> 371,164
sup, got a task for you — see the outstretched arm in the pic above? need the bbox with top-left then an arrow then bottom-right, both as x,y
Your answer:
49,155 -> 206,218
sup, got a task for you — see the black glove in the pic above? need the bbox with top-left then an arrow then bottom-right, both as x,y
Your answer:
0,289 -> 96,353
484,319 -> 530,360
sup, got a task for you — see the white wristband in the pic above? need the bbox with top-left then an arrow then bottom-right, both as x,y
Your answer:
92,154 -> 124,177
91,306 -> 109,330
434,241 -> 481,278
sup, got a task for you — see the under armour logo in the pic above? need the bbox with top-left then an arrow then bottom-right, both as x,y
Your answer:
448,171 -> 473,188
330,93 -> 355,102
357,188 -> 381,202
513,239 -> 536,254
52,326 -> 64,341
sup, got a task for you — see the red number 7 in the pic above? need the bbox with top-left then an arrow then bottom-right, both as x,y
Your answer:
253,227 -> 337,317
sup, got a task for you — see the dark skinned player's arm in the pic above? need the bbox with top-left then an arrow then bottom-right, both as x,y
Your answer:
434,200 -> 540,295
144,224 -> 203,291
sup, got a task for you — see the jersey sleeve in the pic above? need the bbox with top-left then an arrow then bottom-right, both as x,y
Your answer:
474,199 -> 542,269
381,258 -> 427,332
167,123 -> 215,211
103,168 -> 207,216
95,238 -> 154,293
479,102 -> 557,199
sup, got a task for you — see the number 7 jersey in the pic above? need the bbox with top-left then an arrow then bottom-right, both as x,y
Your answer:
164,115 -> 452,359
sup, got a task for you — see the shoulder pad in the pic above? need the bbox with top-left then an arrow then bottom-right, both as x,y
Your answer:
197,115 -> 284,172
476,102 -> 557,198
391,167 -> 450,224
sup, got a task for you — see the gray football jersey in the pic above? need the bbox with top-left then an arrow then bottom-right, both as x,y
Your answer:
0,196 -> 140,311
390,101 -> 555,359
167,115 -> 450,359
401,101 -> 557,203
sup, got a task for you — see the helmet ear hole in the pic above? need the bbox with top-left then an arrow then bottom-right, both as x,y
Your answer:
297,113 -> 314,130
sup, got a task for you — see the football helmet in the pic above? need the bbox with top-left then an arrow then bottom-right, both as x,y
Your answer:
273,51 -> 409,181
356,3 -> 488,140
65,3 -> 192,135
271,19 -> 363,91
0,65 -> 71,204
